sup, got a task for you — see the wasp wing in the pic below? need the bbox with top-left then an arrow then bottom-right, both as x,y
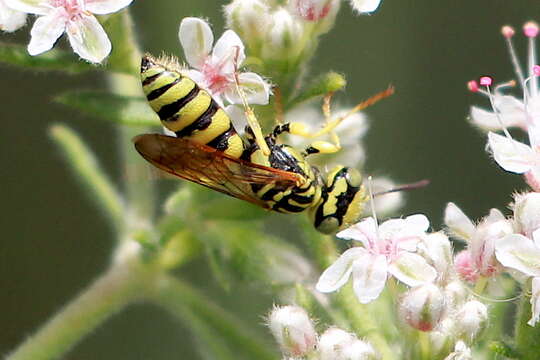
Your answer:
133,134 -> 301,209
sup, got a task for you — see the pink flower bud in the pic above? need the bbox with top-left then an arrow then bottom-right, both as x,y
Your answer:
398,284 -> 446,332
268,305 -> 317,357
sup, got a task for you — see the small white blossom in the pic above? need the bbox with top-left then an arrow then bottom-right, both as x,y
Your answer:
418,232 -> 454,283
5,0 -> 133,63
224,0 -> 272,49
318,328 -> 355,360
179,17 -> 270,106
444,202 -> 512,282
496,232 -> 540,325
0,0 -> 26,32
316,215 -> 437,304
263,7 -> 304,60
268,305 -> 317,357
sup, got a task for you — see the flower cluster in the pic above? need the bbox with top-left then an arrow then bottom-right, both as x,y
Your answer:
268,305 -> 379,360
467,21 -> 540,326
224,0 -> 381,76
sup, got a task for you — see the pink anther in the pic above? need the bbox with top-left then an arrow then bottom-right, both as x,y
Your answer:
479,76 -> 493,87
467,80 -> 479,92
534,65 -> 540,76
501,25 -> 515,38
524,21 -> 539,38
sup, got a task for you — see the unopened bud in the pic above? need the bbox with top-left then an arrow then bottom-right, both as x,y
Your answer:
290,0 -> 333,21
398,283 -> 446,331
421,232 -> 453,281
224,0 -> 272,51
454,300 -> 488,343
268,305 -> 317,357
444,280 -> 468,308
263,8 -> 304,60
318,327 -> 355,360
341,339 -> 380,360
513,192 -> 540,238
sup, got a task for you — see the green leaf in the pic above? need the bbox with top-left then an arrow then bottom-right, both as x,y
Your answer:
55,91 -> 159,127
288,71 -> 347,109
49,124 -> 124,229
489,341 -> 520,359
0,42 -> 94,73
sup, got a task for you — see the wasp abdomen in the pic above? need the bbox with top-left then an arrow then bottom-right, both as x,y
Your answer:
141,56 -> 244,158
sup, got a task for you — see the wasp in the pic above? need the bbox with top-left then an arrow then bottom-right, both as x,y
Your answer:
134,55 -> 394,234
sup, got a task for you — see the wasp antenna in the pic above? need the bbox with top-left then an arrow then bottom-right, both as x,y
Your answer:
373,179 -> 430,197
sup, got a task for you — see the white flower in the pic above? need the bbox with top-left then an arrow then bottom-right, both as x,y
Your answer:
5,0 -> 133,63
316,215 -> 437,304
444,341 -> 472,360
318,328 -> 379,360
398,283 -> 446,331
469,22 -> 540,132
178,17 -> 270,106
0,0 -> 26,32
495,232 -> 540,325
444,202 -> 512,282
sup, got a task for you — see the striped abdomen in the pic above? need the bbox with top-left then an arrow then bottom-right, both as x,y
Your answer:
140,56 -> 244,158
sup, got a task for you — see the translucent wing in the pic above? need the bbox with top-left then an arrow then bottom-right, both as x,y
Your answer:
133,134 -> 302,209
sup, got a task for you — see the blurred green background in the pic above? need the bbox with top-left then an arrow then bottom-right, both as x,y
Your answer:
2,0 -> 540,358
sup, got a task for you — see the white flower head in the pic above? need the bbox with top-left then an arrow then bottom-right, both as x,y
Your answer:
316,215 -> 437,304
398,283 -> 446,332
179,17 -> 271,106
0,0 -> 26,32
445,202 -> 512,282
5,0 -> 134,63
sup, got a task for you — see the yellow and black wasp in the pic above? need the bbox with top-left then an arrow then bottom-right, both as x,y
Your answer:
134,55 -> 394,234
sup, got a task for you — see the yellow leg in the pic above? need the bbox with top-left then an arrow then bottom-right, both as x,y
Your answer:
232,47 -> 271,156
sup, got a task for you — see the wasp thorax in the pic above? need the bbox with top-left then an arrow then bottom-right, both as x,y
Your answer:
312,166 -> 367,234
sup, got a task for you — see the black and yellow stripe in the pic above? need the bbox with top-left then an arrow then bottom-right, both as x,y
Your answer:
141,56 -> 244,158
312,166 -> 367,234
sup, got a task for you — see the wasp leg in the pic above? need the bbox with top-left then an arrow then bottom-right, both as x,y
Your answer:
270,123 -> 342,156
231,46 -> 271,156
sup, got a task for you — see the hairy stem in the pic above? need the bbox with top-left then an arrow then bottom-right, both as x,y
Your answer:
6,258 -> 154,360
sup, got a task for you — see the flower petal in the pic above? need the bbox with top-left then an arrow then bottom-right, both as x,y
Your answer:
495,234 -> 540,277
349,0 -> 381,13
0,0 -> 26,32
85,0 -> 134,14
179,17 -> 213,69
444,202 -> 475,241
528,276 -> 540,326
224,71 -> 270,105
487,131 -> 535,174
212,29 -> 245,74
27,10 -> 66,56
66,14 -> 111,63
4,0 -> 49,15
337,217 -> 377,249
352,254 -> 387,303
389,252 -> 437,286
469,96 -> 526,131
316,247 -> 366,293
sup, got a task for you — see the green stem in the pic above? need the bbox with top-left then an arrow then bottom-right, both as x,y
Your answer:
418,331 -> 430,360
514,283 -> 540,360
148,274 -> 277,360
334,285 -> 396,360
474,276 -> 488,295
6,258 -> 154,360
